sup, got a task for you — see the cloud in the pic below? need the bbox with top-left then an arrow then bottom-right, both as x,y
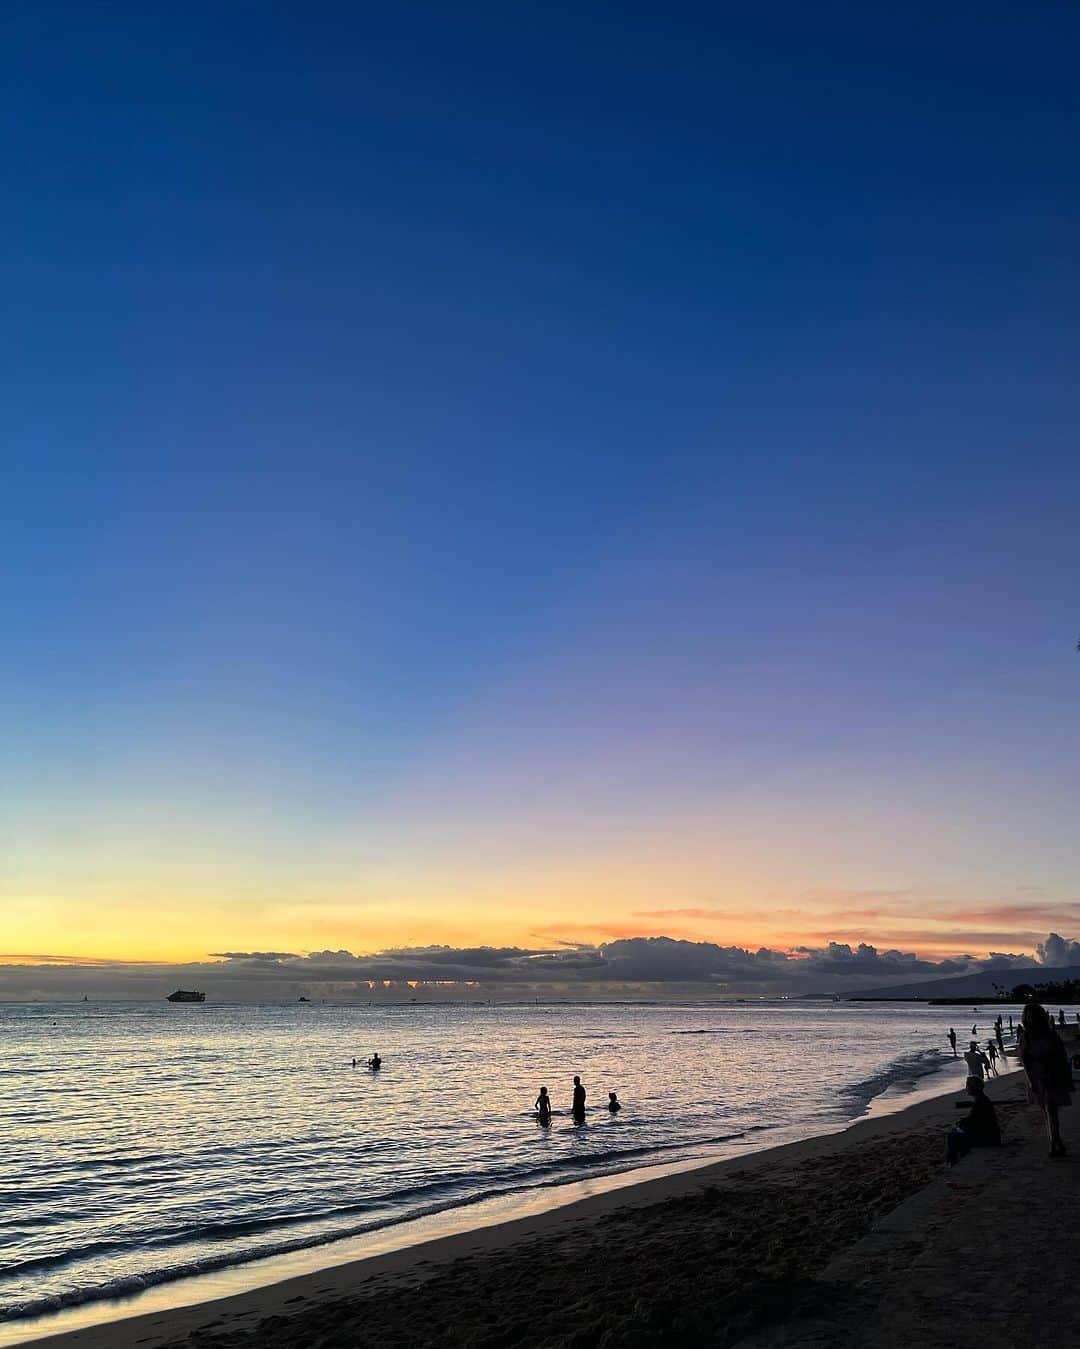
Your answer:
0,953 -> 156,966
215,938 -> 791,987
631,908 -> 778,921
946,904 -> 1080,926
793,941 -> 1035,977
204,944 -> 607,984
798,928 -> 1046,952
0,932 -> 1060,1000
981,952 -> 1038,970
1036,932 -> 1080,966
210,951 -> 302,963
802,889 -> 918,905
596,937 -> 789,983
794,942 -> 943,976
530,920 -> 685,940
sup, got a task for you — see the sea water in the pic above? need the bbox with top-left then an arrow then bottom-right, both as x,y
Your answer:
0,999 -> 985,1323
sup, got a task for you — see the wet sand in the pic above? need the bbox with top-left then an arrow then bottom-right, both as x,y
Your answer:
27,1066 -> 1054,1349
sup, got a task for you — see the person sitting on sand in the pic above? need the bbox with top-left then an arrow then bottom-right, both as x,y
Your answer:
367,1053 -> 382,1070
535,1086 -> 552,1125
1019,1002 -> 1072,1158
947,1078 -> 1001,1167
572,1075 -> 586,1121
964,1041 -> 991,1081
608,1091 -> 622,1113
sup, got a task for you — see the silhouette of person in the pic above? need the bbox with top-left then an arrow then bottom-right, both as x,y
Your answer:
946,1078 -> 1001,1167
1019,1002 -> 1072,1158
986,1040 -> 1000,1075
995,1020 -> 1005,1054
351,1058 -> 357,1068
572,1075 -> 586,1121
607,1091 -> 622,1113
367,1053 -> 382,1070
971,1023 -> 978,1035
964,1041 -> 990,1081
948,1027 -> 957,1057
535,1086 -> 552,1125
1058,1009 -> 1066,1028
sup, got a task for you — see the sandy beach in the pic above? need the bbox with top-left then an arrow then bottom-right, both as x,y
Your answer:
24,1058 -> 1075,1349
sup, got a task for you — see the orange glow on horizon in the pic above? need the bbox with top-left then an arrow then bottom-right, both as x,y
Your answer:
2,828 -> 1053,968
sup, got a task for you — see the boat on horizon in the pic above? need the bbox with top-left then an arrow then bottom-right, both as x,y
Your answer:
166,990 -> 206,1003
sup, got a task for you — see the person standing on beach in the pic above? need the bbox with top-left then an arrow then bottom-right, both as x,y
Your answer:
964,1041 -> 990,1081
948,1027 -> 958,1057
571,1075 -> 586,1122
995,1019 -> 1005,1055
985,1040 -> 1000,1075
1019,1002 -> 1072,1158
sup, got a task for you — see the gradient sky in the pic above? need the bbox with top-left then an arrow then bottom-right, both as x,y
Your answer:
4,2 -> 1079,969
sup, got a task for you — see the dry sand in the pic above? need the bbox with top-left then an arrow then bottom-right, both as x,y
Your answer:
28,1062 -> 1075,1349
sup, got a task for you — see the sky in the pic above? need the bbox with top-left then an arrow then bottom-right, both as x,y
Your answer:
3,2 -> 1079,994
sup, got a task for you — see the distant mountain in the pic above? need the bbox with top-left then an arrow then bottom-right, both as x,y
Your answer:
846,965 -> 1080,1001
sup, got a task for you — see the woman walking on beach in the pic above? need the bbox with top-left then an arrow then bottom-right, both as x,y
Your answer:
1019,1002 -> 1072,1158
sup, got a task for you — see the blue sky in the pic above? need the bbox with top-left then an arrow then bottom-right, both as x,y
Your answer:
3,2 -> 1079,965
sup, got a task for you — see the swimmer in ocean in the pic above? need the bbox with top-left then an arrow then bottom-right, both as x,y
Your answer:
535,1086 -> 552,1125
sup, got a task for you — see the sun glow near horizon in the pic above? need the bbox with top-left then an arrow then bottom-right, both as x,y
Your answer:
3,878 -> 1059,969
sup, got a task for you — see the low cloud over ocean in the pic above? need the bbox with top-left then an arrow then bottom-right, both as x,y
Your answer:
4,932 -> 1073,1003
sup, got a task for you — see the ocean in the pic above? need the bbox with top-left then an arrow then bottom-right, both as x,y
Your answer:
0,999 -> 989,1327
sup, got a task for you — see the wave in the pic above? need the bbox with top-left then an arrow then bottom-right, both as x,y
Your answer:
0,1127 -> 764,1322
838,1046 -> 947,1113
